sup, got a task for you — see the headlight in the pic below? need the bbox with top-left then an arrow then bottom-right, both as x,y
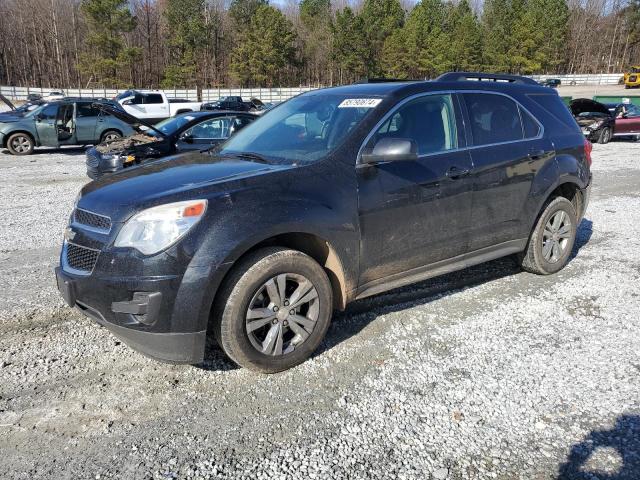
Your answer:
590,120 -> 604,129
114,200 -> 207,255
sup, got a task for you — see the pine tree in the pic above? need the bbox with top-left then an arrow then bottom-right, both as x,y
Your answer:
229,0 -> 269,30
299,0 -> 332,85
482,0 -> 516,72
447,0 -> 483,72
230,4 -> 297,86
360,0 -> 405,76
331,8 -> 369,83
79,0 -> 141,87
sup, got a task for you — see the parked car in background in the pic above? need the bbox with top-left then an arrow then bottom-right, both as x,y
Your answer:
570,98 -> 640,143
114,90 -> 202,123
86,107 -> 257,179
56,72 -> 591,372
570,98 -> 616,143
202,96 -> 266,113
539,78 -> 561,88
623,66 -> 640,88
0,98 -> 134,155
43,90 -> 65,101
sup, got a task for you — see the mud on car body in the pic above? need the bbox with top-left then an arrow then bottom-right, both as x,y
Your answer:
85,105 -> 257,179
56,72 -> 592,373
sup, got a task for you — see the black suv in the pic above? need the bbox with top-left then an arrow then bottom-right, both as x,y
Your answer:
55,72 -> 592,373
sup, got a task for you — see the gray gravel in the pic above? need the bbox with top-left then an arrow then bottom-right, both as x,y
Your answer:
0,141 -> 639,479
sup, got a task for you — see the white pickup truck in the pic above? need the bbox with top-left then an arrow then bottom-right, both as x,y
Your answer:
114,90 -> 202,122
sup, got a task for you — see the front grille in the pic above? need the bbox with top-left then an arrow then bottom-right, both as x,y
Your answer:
65,242 -> 100,273
74,208 -> 111,232
86,150 -> 101,168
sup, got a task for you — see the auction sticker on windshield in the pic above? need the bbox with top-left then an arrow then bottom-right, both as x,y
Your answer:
338,98 -> 382,108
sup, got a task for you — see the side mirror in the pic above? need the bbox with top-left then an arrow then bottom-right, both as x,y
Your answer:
122,99 -> 132,105
180,134 -> 194,144
34,114 -> 43,122
361,137 -> 418,164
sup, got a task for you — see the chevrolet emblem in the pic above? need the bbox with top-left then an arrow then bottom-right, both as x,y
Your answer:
64,227 -> 76,242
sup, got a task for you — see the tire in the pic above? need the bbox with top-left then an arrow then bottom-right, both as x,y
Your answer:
519,197 -> 578,275
6,132 -> 34,155
213,247 -> 333,373
597,127 -> 611,144
100,130 -> 121,143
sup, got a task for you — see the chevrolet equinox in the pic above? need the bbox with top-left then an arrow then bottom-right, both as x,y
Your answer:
55,72 -> 592,373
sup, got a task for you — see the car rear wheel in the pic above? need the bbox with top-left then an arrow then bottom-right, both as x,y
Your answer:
213,247 -> 333,373
6,133 -> 34,155
598,127 -> 611,144
519,197 -> 578,275
100,130 -> 121,143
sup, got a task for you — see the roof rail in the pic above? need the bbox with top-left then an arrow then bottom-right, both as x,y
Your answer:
355,77 -> 420,84
436,71 -> 539,86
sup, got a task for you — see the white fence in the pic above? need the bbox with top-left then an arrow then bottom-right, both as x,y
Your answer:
529,73 -> 623,85
0,85 -> 320,102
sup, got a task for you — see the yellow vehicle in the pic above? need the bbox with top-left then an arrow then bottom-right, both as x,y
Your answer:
624,66 -> 640,88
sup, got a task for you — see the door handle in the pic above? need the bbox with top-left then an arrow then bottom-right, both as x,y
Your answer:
528,149 -> 546,160
446,166 -> 470,179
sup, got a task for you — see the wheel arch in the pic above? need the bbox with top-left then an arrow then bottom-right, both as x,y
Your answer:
3,130 -> 36,148
216,232 -> 350,312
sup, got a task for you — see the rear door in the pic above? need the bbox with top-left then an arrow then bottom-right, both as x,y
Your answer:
461,92 -> 553,251
143,93 -> 169,120
75,102 -> 99,143
356,93 -> 474,285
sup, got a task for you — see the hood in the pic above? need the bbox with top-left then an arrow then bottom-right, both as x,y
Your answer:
93,102 -> 166,138
569,98 -> 611,117
95,132 -> 161,154
0,93 -> 15,111
79,151 -> 293,219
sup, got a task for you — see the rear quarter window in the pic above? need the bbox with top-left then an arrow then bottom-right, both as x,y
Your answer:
527,94 -> 579,130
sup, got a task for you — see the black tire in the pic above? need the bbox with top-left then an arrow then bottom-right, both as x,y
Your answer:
100,130 -> 122,143
597,127 -> 611,144
6,132 -> 34,155
213,247 -> 333,373
520,197 -> 578,275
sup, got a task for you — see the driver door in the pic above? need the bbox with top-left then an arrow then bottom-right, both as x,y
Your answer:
356,93 -> 474,286
176,116 -> 234,151
615,104 -> 640,135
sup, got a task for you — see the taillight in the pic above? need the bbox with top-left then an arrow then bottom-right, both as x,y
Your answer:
584,138 -> 592,167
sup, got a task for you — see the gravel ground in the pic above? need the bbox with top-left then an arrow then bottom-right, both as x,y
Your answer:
0,141 -> 639,480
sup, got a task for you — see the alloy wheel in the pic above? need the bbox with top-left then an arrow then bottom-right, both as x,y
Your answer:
10,135 -> 31,153
103,133 -> 120,142
245,273 -> 319,356
542,210 -> 572,263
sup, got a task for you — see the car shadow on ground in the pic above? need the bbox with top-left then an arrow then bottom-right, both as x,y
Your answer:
557,415 -> 640,480
199,218 -> 594,372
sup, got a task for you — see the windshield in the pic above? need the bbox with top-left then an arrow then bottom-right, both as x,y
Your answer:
218,94 -> 379,165
154,114 -> 198,135
24,103 -> 50,118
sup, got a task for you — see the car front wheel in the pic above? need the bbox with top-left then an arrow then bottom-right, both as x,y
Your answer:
6,133 -> 34,155
598,127 -> 612,144
100,130 -> 121,143
213,247 -> 333,373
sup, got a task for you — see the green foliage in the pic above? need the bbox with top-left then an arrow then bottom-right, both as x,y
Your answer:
229,0 -> 269,29
162,0 -> 207,87
230,4 -> 297,86
79,0 -> 140,87
331,7 -> 369,82
360,0 -> 405,75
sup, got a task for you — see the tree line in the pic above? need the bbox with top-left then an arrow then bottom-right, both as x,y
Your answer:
0,0 -> 638,89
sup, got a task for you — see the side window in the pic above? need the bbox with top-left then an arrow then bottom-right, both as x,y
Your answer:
76,103 -> 99,118
372,94 -> 458,156
132,93 -> 144,105
520,107 -> 541,138
464,93 -> 523,146
234,116 -> 253,131
187,117 -> 232,139
144,94 -> 164,104
38,104 -> 58,120
626,104 -> 640,117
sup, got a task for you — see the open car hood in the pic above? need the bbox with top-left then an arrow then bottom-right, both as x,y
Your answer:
92,102 -> 166,138
569,98 -> 611,117
0,93 -> 15,111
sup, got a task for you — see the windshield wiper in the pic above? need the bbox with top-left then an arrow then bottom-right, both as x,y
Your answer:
219,152 -> 270,164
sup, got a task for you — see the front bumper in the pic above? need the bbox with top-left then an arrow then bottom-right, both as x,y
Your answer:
55,265 -> 207,364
